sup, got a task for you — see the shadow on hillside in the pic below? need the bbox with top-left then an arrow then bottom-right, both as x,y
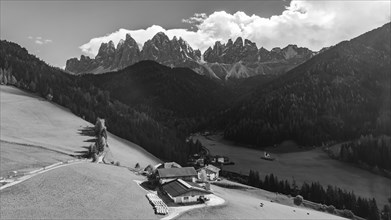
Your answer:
73,126 -> 96,159
140,181 -> 156,191
84,138 -> 96,143
71,146 -> 91,159
78,126 -> 96,137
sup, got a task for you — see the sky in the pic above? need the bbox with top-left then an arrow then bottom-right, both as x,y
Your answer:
1,0 -> 390,68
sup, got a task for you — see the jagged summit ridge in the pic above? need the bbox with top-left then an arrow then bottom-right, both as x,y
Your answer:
66,32 -> 200,74
65,33 -> 314,80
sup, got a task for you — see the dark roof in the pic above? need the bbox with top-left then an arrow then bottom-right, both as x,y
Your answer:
157,167 -> 197,178
162,179 -> 212,197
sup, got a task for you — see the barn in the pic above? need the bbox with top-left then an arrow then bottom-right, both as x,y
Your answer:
162,179 -> 212,203
157,167 -> 198,184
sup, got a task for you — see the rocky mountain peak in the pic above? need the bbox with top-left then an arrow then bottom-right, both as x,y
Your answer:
244,39 -> 253,45
233,37 -> 243,47
117,39 -> 125,48
226,39 -> 233,47
96,41 -> 116,58
152,32 -> 170,44
108,40 -> 115,49
123,34 -> 138,47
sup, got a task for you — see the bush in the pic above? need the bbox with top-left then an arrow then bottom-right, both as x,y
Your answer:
319,204 -> 327,212
294,195 -> 303,206
340,209 -> 354,219
115,161 -> 120,166
326,205 -> 336,214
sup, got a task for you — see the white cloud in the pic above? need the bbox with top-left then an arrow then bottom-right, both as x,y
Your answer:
182,13 -> 207,26
35,40 -> 43,45
79,0 -> 390,57
29,36 -> 53,45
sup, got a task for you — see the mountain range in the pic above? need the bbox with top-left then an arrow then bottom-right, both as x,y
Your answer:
2,22 -> 390,157
65,32 -> 315,80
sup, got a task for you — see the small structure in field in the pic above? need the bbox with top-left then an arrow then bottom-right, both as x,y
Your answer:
198,164 -> 220,181
261,151 -> 275,161
155,162 -> 182,169
162,179 -> 212,204
187,154 -> 205,167
210,155 -> 231,165
157,167 -> 197,184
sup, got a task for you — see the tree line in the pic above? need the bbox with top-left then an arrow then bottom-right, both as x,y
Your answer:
0,40 -> 201,165
339,135 -> 391,172
247,170 -> 387,220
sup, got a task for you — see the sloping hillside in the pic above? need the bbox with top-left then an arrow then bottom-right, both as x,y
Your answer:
0,85 -> 160,218
0,85 -> 160,169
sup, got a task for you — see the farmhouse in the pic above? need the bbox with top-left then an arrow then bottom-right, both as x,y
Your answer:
162,179 -> 212,204
198,164 -> 220,181
157,167 -> 198,184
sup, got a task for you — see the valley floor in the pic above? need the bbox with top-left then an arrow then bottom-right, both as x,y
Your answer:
192,134 -> 391,207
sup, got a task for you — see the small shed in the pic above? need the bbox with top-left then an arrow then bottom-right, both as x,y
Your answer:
162,179 -> 212,203
157,167 -> 198,184
198,164 -> 220,181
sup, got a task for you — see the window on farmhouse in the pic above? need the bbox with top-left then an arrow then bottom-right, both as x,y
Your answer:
184,196 -> 189,200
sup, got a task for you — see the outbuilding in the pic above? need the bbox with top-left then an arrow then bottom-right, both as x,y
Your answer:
198,164 -> 220,181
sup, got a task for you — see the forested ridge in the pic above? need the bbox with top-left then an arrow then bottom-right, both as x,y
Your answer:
80,61 -> 232,136
339,135 -> 391,172
212,23 -> 391,148
0,40 -> 201,164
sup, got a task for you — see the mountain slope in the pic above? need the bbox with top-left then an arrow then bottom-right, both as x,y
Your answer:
81,60 -> 230,117
217,23 -> 391,147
